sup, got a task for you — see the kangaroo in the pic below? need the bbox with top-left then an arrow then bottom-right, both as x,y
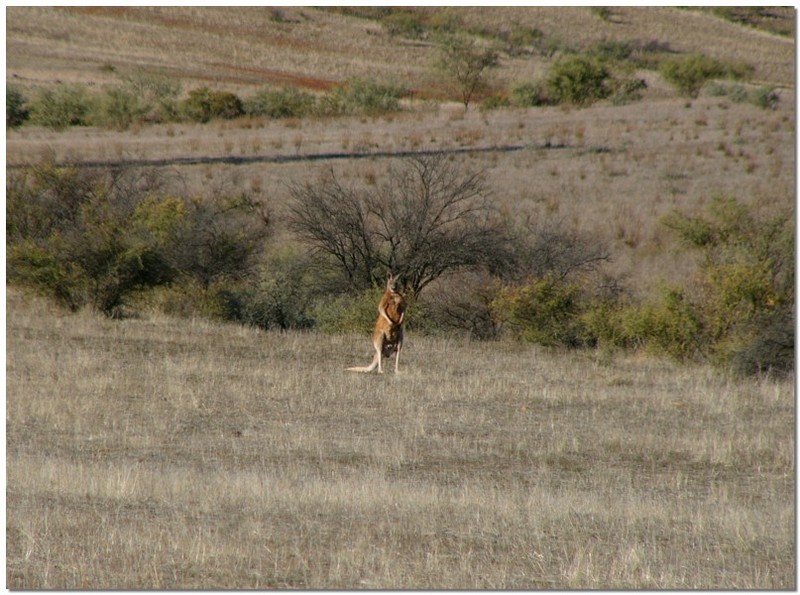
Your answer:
347,273 -> 406,374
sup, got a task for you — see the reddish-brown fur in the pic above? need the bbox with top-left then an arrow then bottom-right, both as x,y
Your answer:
347,274 -> 406,373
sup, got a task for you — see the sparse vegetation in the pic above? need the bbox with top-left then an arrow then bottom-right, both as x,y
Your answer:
6,153 -> 793,379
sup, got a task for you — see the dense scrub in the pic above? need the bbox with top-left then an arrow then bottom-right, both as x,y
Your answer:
6,157 -> 793,376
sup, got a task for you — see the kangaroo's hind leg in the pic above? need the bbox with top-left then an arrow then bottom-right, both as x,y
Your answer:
374,336 -> 384,374
394,341 -> 402,373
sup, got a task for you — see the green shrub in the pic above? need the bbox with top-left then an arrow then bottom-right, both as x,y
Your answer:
751,85 -> 779,110
76,74 -> 179,130
181,87 -> 244,123
7,86 -> 30,128
312,285 -> 387,334
121,70 -> 182,123
491,277 -> 589,347
245,86 -> 316,119
7,165 -> 179,314
500,25 -> 549,56
660,53 -> 752,99
545,55 -> 611,106
233,248 -> 320,330
480,92 -> 511,112
343,78 -> 404,115
618,287 -> 706,360
659,196 -> 794,374
96,86 -> 148,130
591,39 -> 634,63
590,7 -> 613,22
29,84 -> 93,130
417,273 -> 502,340
510,82 -> 551,107
724,308 -> 794,376
706,82 -> 779,110
167,190 -> 270,290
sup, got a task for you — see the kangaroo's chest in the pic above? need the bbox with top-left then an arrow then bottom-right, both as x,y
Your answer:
385,295 -> 405,323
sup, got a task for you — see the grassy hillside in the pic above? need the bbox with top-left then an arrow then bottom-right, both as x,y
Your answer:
6,6 -> 795,93
6,287 -> 794,589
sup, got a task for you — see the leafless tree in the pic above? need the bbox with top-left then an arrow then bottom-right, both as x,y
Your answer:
504,215 -> 610,282
288,153 -> 511,296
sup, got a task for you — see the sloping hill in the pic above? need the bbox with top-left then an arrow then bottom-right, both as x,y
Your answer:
6,6 -> 795,95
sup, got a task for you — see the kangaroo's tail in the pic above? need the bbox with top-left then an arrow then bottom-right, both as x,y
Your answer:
346,353 -> 379,373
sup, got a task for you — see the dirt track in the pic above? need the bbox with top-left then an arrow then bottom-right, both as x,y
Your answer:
7,141 -> 579,170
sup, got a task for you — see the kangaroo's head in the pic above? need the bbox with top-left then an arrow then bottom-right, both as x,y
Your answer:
386,272 -> 400,294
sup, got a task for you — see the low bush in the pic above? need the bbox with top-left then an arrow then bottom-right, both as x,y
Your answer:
491,276 -> 589,347
501,25 -> 559,57
659,196 -> 793,373
317,78 -> 404,117
102,70 -> 182,127
121,70 -> 182,122
480,92 -> 511,112
416,272 -> 502,339
7,164 -> 178,314
545,54 -> 612,106
510,82 -> 551,107
29,84 -> 93,130
616,286 -> 706,360
96,86 -> 148,130
312,285 -> 387,334
660,53 -> 753,99
7,86 -> 30,128
181,87 -> 244,123
751,85 -> 779,110
233,248 -> 320,331
245,86 -> 316,119
382,10 -> 426,39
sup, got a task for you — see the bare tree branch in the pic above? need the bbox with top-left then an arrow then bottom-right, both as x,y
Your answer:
288,153 -> 511,296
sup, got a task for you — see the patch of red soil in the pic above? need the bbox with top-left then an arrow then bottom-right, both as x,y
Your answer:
207,63 -> 336,91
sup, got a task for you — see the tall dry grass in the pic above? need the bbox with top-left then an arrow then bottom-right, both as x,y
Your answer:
6,287 -> 794,589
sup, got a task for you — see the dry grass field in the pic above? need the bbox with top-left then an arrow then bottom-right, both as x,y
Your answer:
5,6 -> 796,590
6,287 -> 795,589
